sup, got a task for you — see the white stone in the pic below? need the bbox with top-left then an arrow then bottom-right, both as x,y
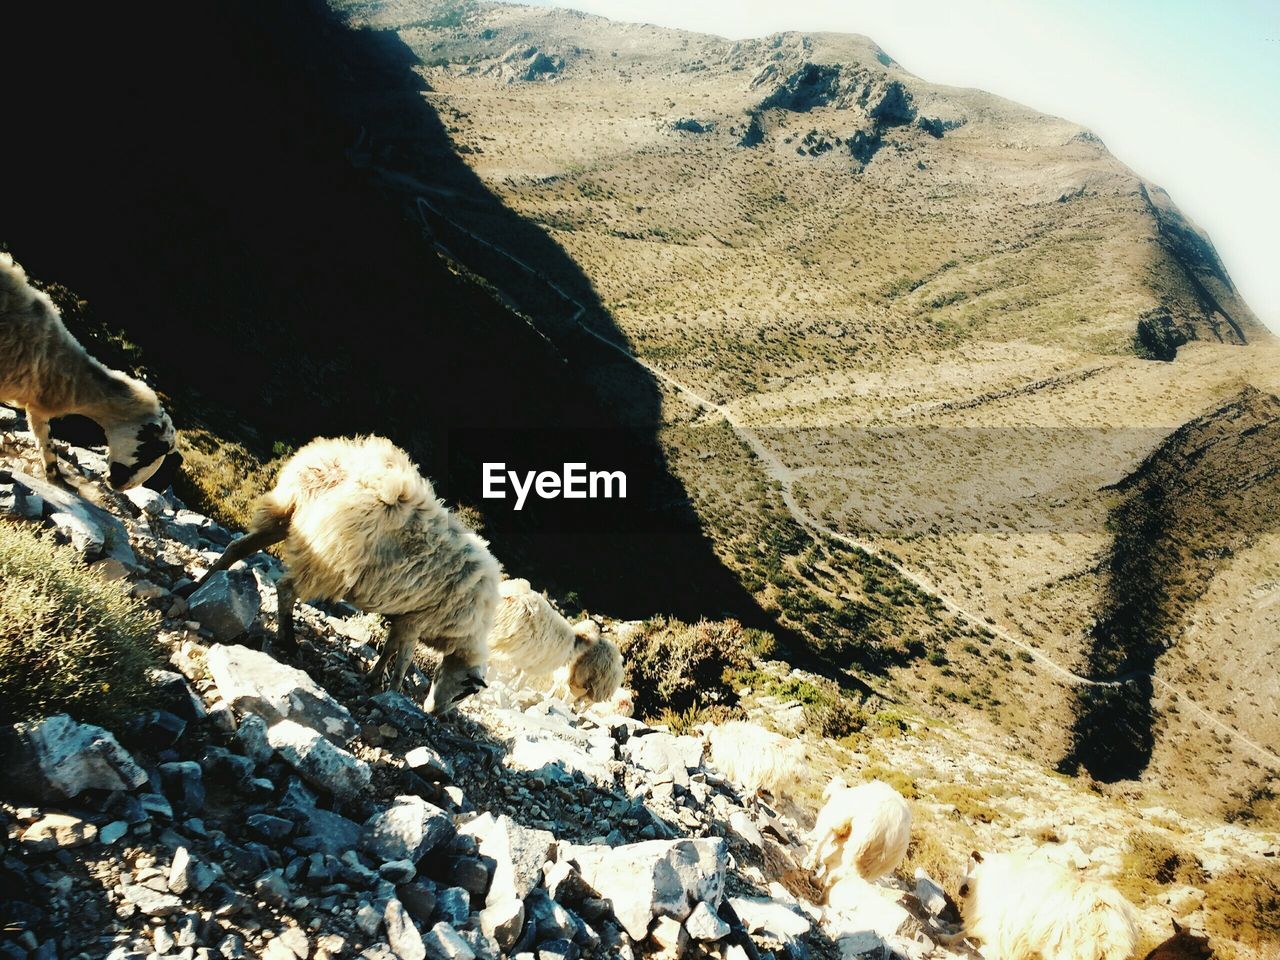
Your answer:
266,719 -> 371,799
684,901 -> 729,941
207,644 -> 358,742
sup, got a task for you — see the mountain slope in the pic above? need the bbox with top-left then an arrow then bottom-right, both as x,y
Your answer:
330,0 -> 1280,818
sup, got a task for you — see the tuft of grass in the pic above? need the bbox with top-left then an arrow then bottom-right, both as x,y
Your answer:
175,427 -> 283,532
1203,859 -> 1280,948
1115,830 -> 1207,902
901,830 -> 960,890
0,521 -> 161,726
654,703 -> 741,736
617,616 -> 776,718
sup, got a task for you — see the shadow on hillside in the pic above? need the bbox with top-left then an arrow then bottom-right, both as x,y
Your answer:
0,1 -> 821,658
1060,388 -> 1280,781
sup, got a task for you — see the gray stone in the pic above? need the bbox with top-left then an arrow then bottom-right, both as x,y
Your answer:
294,807 -> 363,857
371,691 -> 430,732
621,733 -> 702,788
685,900 -> 730,941
1,713 -> 148,801
355,902 -> 384,937
100,820 -> 129,845
729,897 -> 811,941
125,486 -> 170,517
405,745 -> 455,782
835,933 -> 885,960
235,713 -> 274,764
913,870 -> 949,918
568,838 -> 729,941
422,922 -> 475,960
276,927 -> 310,960
159,761 -> 206,813
253,869 -> 292,908
398,881 -> 438,924
362,795 -> 454,864
537,940 -> 579,960
122,882 -> 184,917
650,916 -> 688,959
267,719 -> 371,799
436,887 -> 470,926
169,846 -> 217,895
385,898 -> 427,960
7,468 -> 138,567
21,813 -> 97,851
48,510 -> 104,556
189,573 -> 260,642
152,670 -> 208,722
460,813 -> 554,907
379,859 -> 417,884
246,813 -> 294,843
207,644 -> 358,743
479,898 -> 524,952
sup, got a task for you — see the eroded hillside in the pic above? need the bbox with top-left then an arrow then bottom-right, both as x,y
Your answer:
330,0 -> 1280,819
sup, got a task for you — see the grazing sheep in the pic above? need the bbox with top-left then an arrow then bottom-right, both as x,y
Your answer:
805,778 -> 912,891
0,253 -> 179,489
561,632 -> 623,705
198,435 -> 500,713
488,577 -> 602,682
701,720 -> 805,799
1143,921 -> 1211,960
943,850 -> 1138,960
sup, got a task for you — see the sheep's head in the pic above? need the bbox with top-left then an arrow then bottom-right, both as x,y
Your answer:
107,410 -> 180,491
568,635 -> 623,703
955,850 -> 985,916
1159,921 -> 1213,960
424,653 -> 487,715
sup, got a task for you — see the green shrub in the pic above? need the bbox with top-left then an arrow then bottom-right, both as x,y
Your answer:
617,616 -> 775,717
1116,830 -> 1207,901
0,521 -> 161,726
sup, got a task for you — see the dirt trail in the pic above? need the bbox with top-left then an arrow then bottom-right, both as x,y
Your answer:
406,186 -> 1280,771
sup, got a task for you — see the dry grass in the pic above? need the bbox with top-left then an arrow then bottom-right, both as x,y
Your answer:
0,521 -> 161,725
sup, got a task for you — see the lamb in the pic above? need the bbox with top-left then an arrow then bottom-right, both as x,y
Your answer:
197,435 -> 501,713
559,632 -> 624,705
805,778 -> 912,892
944,850 -> 1138,960
488,577 -> 602,682
0,252 -> 180,490
700,720 -> 806,799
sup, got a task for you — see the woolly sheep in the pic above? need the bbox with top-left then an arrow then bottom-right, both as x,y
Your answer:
561,632 -> 624,705
198,435 -> 501,713
805,778 -> 912,891
943,850 -> 1138,960
0,252 -> 179,489
700,720 -> 806,799
488,577 -> 602,682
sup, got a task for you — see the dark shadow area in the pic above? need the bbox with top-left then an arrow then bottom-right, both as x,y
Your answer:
0,1 -> 802,646
1060,387 -> 1280,781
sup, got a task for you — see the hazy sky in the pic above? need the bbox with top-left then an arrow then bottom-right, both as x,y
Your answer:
520,0 -> 1280,333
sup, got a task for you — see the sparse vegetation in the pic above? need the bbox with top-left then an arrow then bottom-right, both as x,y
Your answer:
617,616 -> 776,717
1203,859 -> 1280,949
0,522 -> 161,725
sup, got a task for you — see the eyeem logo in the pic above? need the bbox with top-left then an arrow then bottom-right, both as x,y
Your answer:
482,462 -> 628,511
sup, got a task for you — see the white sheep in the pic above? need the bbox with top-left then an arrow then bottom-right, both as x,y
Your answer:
805,778 -> 912,892
488,577 -> 602,681
942,851 -> 1138,960
198,435 -> 501,713
559,632 -> 623,705
0,252 -> 179,489
700,720 -> 806,799
587,686 -> 635,718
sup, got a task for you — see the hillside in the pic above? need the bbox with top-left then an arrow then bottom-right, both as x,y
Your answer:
317,0 -> 1280,819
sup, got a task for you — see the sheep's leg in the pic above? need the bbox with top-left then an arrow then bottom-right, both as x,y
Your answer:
274,576 -> 297,650
27,410 -> 60,482
370,617 -> 415,691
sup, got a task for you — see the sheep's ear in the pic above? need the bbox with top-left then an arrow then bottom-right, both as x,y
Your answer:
1172,919 -> 1183,934
968,850 -> 983,867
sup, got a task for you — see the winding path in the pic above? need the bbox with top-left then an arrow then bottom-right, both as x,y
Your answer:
407,188 -> 1280,771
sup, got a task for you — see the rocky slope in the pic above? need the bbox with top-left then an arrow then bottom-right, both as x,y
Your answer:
3,416 -> 1279,959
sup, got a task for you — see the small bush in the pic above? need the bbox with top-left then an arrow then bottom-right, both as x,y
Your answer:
1117,830 -> 1206,900
0,522 -> 161,725
617,616 -> 775,717
174,428 -> 284,532
654,703 -> 741,736
1204,859 -> 1280,947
